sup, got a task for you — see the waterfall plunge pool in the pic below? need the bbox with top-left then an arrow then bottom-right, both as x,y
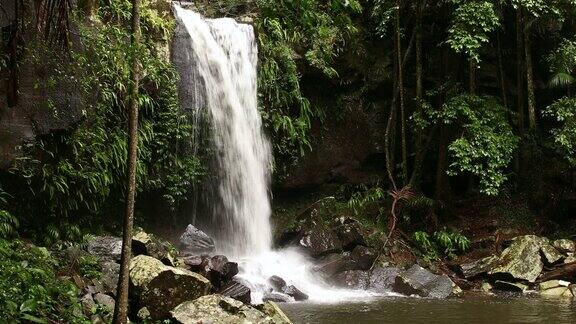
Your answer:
279,295 -> 576,323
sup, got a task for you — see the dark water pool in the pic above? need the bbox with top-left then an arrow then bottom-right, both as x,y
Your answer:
280,295 -> 576,324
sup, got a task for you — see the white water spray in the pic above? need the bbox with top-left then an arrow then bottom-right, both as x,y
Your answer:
172,4 -> 377,303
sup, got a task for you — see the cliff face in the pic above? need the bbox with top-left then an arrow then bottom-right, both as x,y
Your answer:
0,1 -> 84,169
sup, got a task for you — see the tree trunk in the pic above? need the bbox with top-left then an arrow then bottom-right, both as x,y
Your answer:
113,0 -> 141,322
469,60 -> 476,95
396,0 -> 408,184
416,10 -> 423,100
516,9 -> 525,134
524,19 -> 536,131
497,32 -> 508,109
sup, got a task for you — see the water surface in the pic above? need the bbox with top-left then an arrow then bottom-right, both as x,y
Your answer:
280,295 -> 576,323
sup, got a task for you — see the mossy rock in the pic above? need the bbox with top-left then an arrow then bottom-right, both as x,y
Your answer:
130,255 -> 211,320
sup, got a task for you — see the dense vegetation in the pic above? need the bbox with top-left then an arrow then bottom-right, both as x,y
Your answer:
1,0 -> 576,320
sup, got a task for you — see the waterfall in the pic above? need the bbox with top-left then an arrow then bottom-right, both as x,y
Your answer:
172,4 -> 376,303
172,4 -> 272,256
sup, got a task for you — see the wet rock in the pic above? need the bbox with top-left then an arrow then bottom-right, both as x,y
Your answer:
315,253 -> 357,278
218,279 -> 251,304
171,295 -> 292,324
256,301 -> 294,323
87,236 -> 122,262
263,291 -> 293,303
481,282 -> 493,293
334,220 -> 366,251
488,235 -> 544,283
540,287 -> 572,298
179,224 -> 215,256
130,255 -> 211,320
137,307 -> 151,321
538,280 -> 570,291
493,280 -> 528,293
207,255 -> 239,288
350,245 -> 376,270
393,264 -> 456,298
180,255 -> 210,275
332,270 -> 370,289
299,227 -> 342,257
553,239 -> 576,254
94,293 -> 115,312
268,275 -> 287,291
132,229 -> 176,266
459,255 -> 497,279
283,285 -> 308,301
564,254 -> 576,264
367,266 -> 401,292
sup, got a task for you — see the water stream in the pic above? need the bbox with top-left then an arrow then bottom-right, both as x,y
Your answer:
172,4 -> 375,303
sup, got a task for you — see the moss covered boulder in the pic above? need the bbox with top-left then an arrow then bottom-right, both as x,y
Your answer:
130,255 -> 211,320
171,295 -> 292,324
488,235 -> 562,282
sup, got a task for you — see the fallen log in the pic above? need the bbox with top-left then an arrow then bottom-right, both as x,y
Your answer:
537,262 -> 576,283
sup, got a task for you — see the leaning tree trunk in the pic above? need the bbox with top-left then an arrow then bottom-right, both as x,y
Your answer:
113,0 -> 141,322
524,20 -> 536,131
396,0 -> 408,184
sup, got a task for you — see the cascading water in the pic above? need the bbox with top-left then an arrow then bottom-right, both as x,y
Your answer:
172,4 -> 377,303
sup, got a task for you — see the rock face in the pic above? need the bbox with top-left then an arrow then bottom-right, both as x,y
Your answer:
130,255 -> 211,319
171,295 -> 292,324
132,229 -> 175,266
87,236 -> 122,262
179,224 -> 215,255
334,221 -> 366,251
393,265 -> 456,298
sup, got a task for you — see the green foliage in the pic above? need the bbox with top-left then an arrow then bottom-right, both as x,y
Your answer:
547,39 -> 576,88
347,185 -> 386,215
78,255 -> 101,280
0,239 -> 89,323
438,95 -> 519,195
255,0 -> 362,170
446,0 -> 500,63
543,97 -> 576,166
6,0 -> 204,238
413,229 -> 470,261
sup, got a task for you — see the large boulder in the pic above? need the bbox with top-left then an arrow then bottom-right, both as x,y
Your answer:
334,219 -> 366,251
314,253 -> 357,278
368,266 -> 402,292
179,224 -> 216,256
130,255 -> 211,320
350,245 -> 376,270
459,255 -> 497,279
298,227 -> 342,257
393,264 -> 457,298
488,235 -> 548,282
132,229 -> 176,266
171,295 -> 292,324
218,279 -> 251,304
207,255 -> 239,289
332,270 -> 370,289
87,236 -> 122,262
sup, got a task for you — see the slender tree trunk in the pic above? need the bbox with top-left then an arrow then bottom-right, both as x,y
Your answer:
497,32 -> 508,109
396,0 -> 408,184
113,0 -> 140,322
516,10 -> 525,133
415,6 -> 423,100
410,2 -> 424,188
524,20 -> 536,131
469,60 -> 476,95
